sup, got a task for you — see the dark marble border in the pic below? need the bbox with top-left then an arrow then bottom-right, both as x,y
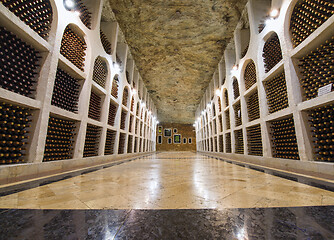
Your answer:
0,206 -> 333,239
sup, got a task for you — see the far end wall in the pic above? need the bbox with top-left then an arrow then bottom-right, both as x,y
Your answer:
156,123 -> 196,151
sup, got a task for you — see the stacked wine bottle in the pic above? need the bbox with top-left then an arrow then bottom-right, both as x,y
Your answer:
122,88 -> 128,107
120,110 -> 127,130
92,58 -> 108,88
210,138 -> 214,152
224,89 -> 229,106
233,78 -> 240,99
44,116 -> 75,161
247,91 -> 260,121
104,129 -> 116,155
234,102 -> 242,127
127,135 -> 133,153
235,129 -> 244,154
290,0 -> 334,47
270,117 -> 300,160
108,101 -> 117,126
74,0 -> 92,29
0,26 -> 41,98
244,61 -> 257,90
51,68 -> 80,112
247,125 -> 263,156
1,0 -> 53,39
130,97 -> 135,112
298,36 -> 334,101
263,33 -> 282,73
129,115 -> 134,132
225,133 -> 232,153
111,76 -> 119,98
0,102 -> 32,164
225,110 -> 231,129
264,72 -> 289,114
100,30 -> 112,54
83,124 -> 100,157
118,133 -> 126,154
134,137 -> 138,152
217,97 -> 222,112
219,135 -> 224,152
88,91 -> 101,121
218,116 -> 223,132
309,105 -> 334,162
60,26 -> 87,71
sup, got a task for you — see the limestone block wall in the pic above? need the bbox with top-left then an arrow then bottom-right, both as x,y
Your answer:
195,0 -> 334,177
0,0 -> 157,183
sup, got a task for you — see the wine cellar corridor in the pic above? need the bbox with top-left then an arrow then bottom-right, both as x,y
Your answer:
0,0 -> 334,239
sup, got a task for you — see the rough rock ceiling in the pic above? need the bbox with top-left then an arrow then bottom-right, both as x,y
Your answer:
106,0 -> 248,123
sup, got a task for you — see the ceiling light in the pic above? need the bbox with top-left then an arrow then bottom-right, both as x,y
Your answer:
132,89 -> 137,95
232,65 -> 238,71
64,0 -> 75,10
207,103 -> 211,108
193,124 -> 196,127
215,89 -> 220,95
113,62 -> 121,74
269,9 -> 279,18
156,121 -> 159,124
141,102 -> 146,108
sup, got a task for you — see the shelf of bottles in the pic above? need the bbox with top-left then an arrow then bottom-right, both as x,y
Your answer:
290,0 -> 334,47
107,101 -> 117,126
83,124 -> 100,158
111,75 -> 119,99
246,91 -> 260,121
88,91 -> 101,121
129,115 -> 134,132
217,97 -> 222,112
218,115 -> 223,132
225,109 -> 231,130
247,124 -> 263,156
210,137 -> 214,151
244,61 -> 257,90
212,119 -> 217,134
104,129 -> 116,155
92,58 -> 108,88
122,88 -> 128,107
60,26 -> 86,71
100,30 -> 111,54
1,0 -> 53,40
44,116 -> 76,161
127,135 -> 133,153
225,133 -> 231,153
308,104 -> 334,162
136,119 -> 140,134
120,109 -> 127,130
219,135 -> 223,152
234,102 -> 242,127
264,71 -> 289,114
0,26 -> 41,98
297,36 -> 334,101
213,136 -> 217,152
0,102 -> 32,164
263,33 -> 282,73
234,129 -> 244,154
73,0 -> 92,29
270,116 -> 300,160
139,138 -> 142,152
51,68 -> 80,112
118,132 -> 126,154
134,137 -> 138,153
130,97 -> 135,112
224,89 -> 229,107
233,78 -> 240,99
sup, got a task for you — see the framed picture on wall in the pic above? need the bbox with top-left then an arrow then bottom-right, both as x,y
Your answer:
168,138 -> 172,144
158,126 -> 162,134
174,134 -> 181,144
164,129 -> 172,137
183,138 -> 187,144
188,138 -> 192,144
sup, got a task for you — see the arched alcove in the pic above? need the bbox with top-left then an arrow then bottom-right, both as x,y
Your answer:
232,78 -> 240,99
244,60 -> 257,90
262,32 -> 282,73
92,57 -> 108,88
122,87 -> 129,107
111,75 -> 119,98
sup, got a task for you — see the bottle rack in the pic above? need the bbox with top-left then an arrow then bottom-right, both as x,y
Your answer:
127,135 -> 133,153
270,117 -> 299,160
0,0 -> 157,169
83,124 -> 100,158
214,136 -> 218,152
100,30 -> 111,54
0,26 -> 41,98
297,36 -> 334,101
51,68 -> 80,113
219,135 -> 223,152
122,88 -> 128,107
247,125 -> 263,156
108,101 -> 117,126
129,115 -> 134,132
130,97 -> 135,112
262,33 -> 282,73
0,101 -> 32,164
246,91 -> 260,121
290,0 -> 334,47
60,26 -> 86,72
234,102 -> 242,127
244,61 -> 257,90
308,104 -> 334,162
44,116 -> 76,162
225,133 -> 231,153
210,138 -> 213,151
233,78 -> 240,99
264,71 -> 288,114
196,0 -> 333,170
1,0 -> 53,40
234,129 -> 244,154
118,132 -> 126,154
218,115 -> 223,132
120,109 -> 127,130
134,136 -> 138,152
217,97 -> 222,112
104,129 -> 116,155
92,58 -> 107,88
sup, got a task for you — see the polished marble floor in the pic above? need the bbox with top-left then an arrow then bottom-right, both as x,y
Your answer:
1,152 -> 334,210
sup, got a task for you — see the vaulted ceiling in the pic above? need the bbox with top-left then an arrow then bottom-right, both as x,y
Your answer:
105,0 -> 248,123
